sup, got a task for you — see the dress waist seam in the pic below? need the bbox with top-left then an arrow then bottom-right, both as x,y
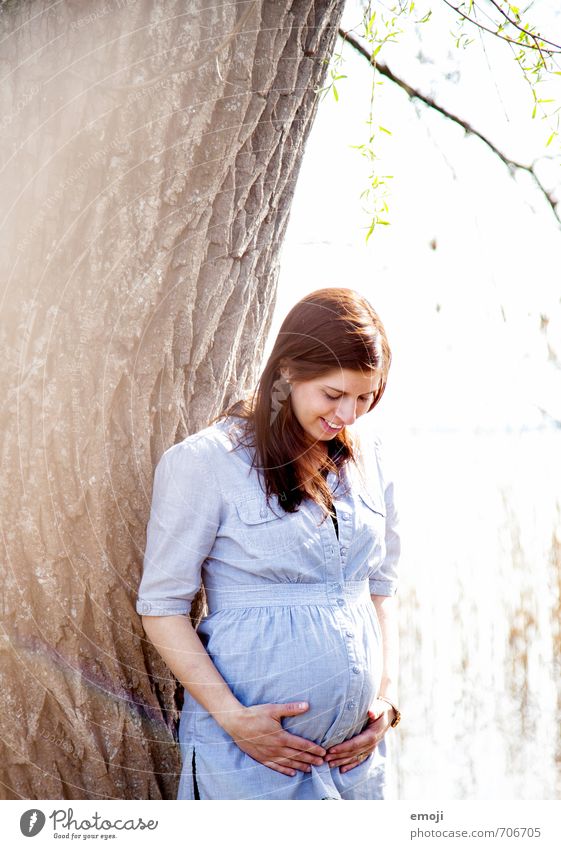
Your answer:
205,579 -> 371,612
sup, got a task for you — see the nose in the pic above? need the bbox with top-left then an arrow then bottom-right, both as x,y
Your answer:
335,397 -> 358,425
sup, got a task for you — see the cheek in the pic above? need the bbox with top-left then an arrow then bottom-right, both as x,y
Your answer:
293,389 -> 324,416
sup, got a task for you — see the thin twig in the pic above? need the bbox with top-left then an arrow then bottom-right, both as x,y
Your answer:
485,0 -> 561,53
440,0 -> 561,54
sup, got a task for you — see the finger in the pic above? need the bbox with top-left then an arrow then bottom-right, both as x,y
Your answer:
271,701 -> 311,719
278,747 -> 324,768
262,760 -> 298,777
273,753 -> 315,773
329,756 -> 363,768
329,752 -> 372,769
325,732 -> 378,760
280,732 -> 326,758
339,762 -> 360,773
282,747 -> 325,766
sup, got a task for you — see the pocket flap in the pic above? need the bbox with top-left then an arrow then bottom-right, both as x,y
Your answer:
235,496 -> 284,525
358,489 -> 386,517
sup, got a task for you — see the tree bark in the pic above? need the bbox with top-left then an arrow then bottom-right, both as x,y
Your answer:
0,0 -> 345,800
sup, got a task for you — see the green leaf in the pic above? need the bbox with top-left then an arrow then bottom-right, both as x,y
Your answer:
365,10 -> 377,36
546,131 -> 557,146
378,125 -> 392,135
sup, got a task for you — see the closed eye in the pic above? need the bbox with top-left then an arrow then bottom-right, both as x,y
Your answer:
323,391 -> 373,401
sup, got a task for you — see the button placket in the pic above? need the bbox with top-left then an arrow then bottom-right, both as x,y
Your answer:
328,586 -> 365,738
334,621 -> 363,728
322,482 -> 364,737
331,485 -> 353,569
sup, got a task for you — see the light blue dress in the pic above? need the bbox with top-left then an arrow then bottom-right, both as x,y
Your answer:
136,415 -> 401,800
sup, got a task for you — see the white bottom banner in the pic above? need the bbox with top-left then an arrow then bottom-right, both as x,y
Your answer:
3,800 -> 560,848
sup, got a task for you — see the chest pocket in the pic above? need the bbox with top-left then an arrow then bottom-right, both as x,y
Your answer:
355,488 -> 386,548
235,495 -> 300,555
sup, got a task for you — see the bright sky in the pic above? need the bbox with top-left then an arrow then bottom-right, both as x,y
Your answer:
265,0 -> 561,434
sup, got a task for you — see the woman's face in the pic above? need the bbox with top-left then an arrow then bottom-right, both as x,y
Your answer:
283,366 -> 381,444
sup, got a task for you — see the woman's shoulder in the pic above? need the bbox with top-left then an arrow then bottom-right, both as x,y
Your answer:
348,427 -> 388,495
350,427 -> 384,466
161,415 -> 253,465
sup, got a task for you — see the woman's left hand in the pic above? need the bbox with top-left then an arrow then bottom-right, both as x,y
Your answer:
323,698 -> 395,773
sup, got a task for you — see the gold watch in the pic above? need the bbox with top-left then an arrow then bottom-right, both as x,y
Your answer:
377,696 -> 401,728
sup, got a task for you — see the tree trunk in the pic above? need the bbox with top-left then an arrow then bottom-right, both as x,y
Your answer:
0,0 -> 345,800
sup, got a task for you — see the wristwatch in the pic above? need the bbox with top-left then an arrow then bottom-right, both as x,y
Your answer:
376,696 -> 401,728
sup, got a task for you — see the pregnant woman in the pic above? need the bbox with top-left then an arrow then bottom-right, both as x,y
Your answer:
136,287 -> 401,800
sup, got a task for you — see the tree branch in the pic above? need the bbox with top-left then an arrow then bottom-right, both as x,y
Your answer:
338,28 -> 560,227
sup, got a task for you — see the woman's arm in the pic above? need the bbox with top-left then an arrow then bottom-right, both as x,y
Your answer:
141,614 -> 327,776
371,593 -> 399,705
141,613 -> 246,726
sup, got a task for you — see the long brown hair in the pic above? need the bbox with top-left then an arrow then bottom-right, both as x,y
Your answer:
214,287 -> 391,515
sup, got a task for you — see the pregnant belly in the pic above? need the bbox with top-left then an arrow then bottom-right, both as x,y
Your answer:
197,603 -> 383,749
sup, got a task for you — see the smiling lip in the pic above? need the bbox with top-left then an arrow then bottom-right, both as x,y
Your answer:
320,417 -> 343,433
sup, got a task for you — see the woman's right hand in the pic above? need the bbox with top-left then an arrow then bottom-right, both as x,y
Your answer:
223,701 -> 327,776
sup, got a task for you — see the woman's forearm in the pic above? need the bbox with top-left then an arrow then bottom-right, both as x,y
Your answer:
141,614 -> 245,734
371,594 -> 399,703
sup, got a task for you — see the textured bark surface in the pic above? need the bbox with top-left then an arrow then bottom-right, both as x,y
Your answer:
0,0 -> 345,799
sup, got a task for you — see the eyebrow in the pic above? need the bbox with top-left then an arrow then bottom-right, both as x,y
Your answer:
322,385 -> 375,396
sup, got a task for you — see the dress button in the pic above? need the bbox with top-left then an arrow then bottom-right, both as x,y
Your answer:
140,602 -> 151,614
333,583 -> 342,592
340,547 -> 347,555
337,598 -> 345,607
352,665 -> 360,674
342,513 -> 350,521
347,700 -> 356,710
346,630 -> 353,638
260,507 -> 267,518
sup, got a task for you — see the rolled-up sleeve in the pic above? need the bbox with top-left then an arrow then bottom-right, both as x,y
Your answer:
368,437 -> 401,597
135,437 -> 221,617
